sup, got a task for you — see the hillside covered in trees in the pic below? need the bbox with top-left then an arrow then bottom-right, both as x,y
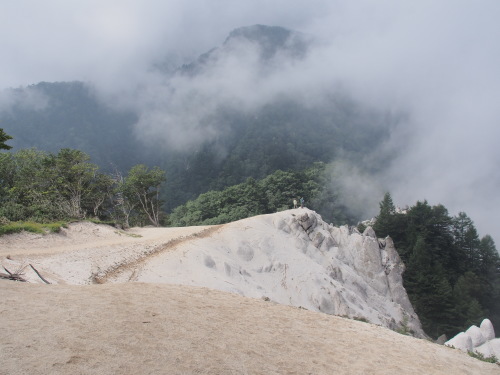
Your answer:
373,193 -> 500,339
0,26 -> 393,212
169,163 -> 353,226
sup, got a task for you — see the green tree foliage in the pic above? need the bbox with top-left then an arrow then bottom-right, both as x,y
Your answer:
83,172 -> 115,218
122,165 -> 166,227
169,165 -> 349,226
373,192 -> 396,236
45,148 -> 98,218
453,272 -> 486,328
170,162 -> 369,227
373,196 -> 500,339
0,148 -> 63,221
0,128 -> 13,150
0,147 -> 166,227
453,212 -> 481,272
477,235 -> 500,327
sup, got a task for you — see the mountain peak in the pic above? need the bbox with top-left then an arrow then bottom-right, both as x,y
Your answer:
179,24 -> 310,75
224,25 -> 293,44
224,24 -> 309,59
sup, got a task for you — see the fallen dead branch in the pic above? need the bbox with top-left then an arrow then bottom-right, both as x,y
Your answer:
29,264 -> 51,284
1,265 -> 26,282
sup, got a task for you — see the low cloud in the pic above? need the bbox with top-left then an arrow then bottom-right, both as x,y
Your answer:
0,87 -> 48,113
1,1 -> 499,241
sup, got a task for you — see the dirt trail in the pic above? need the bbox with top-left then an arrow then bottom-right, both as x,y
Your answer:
0,222 -> 218,285
0,222 -> 213,257
93,225 -> 222,284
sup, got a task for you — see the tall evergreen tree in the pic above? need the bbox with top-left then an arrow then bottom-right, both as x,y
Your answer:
453,272 -> 486,330
478,235 -> 500,278
432,275 -> 457,337
0,128 -> 13,150
452,212 -> 481,272
477,235 -> 500,329
373,192 -> 398,239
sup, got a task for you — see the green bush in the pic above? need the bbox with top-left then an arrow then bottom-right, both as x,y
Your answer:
357,223 -> 367,233
467,351 -> 498,364
0,221 -> 68,236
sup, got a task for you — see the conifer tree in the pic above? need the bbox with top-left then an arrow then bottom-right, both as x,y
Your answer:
477,235 -> 500,329
0,128 -> 13,150
373,192 -> 396,238
432,276 -> 457,336
452,212 -> 481,271
373,195 -> 499,338
453,271 -> 485,330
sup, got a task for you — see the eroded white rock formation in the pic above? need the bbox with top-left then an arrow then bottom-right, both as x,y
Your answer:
446,319 -> 499,358
128,209 -> 425,337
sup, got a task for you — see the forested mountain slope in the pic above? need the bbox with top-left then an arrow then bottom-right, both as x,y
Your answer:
0,25 -> 394,213
1,82 -> 139,171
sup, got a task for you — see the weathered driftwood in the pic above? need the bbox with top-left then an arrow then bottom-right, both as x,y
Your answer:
1,265 -> 27,282
0,272 -> 26,282
29,264 -> 51,284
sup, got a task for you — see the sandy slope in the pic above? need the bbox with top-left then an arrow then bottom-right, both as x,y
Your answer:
0,222 -> 212,257
0,222 -> 215,284
1,282 -> 498,375
0,222 -> 499,374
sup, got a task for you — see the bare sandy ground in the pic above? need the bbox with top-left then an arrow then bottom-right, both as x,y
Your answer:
0,223 -> 498,374
0,222 -> 216,285
0,222 -> 213,257
2,282 -> 499,375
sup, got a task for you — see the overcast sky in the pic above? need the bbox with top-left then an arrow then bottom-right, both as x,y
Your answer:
1,0 -> 499,242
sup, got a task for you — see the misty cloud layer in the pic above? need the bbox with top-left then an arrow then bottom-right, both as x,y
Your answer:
1,1 -> 499,241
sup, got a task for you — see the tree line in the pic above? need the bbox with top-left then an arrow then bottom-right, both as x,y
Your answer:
169,169 -> 312,226
169,163 -> 355,227
0,142 -> 165,228
1,124 -> 355,229
373,192 -> 500,339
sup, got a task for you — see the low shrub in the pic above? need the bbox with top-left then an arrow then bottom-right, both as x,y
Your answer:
0,221 -> 68,236
468,351 -> 498,364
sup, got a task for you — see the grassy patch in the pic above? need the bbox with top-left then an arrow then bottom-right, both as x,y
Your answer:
352,316 -> 369,323
395,316 -> 415,336
114,230 -> 142,238
0,221 -> 68,236
468,351 -> 498,364
86,218 -> 116,226
338,315 -> 370,323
